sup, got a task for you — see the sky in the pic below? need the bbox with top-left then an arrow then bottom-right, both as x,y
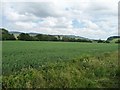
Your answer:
0,0 -> 119,40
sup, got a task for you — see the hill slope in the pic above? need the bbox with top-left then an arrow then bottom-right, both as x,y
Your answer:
107,36 -> 120,43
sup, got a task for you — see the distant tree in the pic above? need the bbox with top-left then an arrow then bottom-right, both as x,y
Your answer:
105,40 -> 110,43
17,33 -> 34,41
17,33 -> 25,40
87,40 -> 92,43
48,35 -> 58,41
76,39 -> 92,43
115,40 -> 120,43
1,28 -> 9,34
97,39 -> 105,43
9,34 -> 16,40
62,37 -> 69,42
35,34 -> 44,41
0,28 -> 16,40
35,34 -> 58,41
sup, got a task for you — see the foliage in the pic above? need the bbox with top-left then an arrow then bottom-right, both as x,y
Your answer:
97,39 -> 105,43
1,28 -> 119,44
95,39 -> 110,43
17,33 -> 93,42
0,28 -> 93,42
17,33 -> 35,41
61,36 -> 92,43
2,51 -> 119,88
35,34 -> 58,41
105,40 -> 110,43
115,40 -> 120,43
0,28 -> 16,40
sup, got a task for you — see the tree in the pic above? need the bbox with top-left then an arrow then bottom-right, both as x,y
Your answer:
35,34 -> 44,41
17,33 -> 34,41
35,34 -> 58,41
115,40 -> 120,43
105,40 -> 110,43
62,36 -> 70,42
0,28 -> 16,40
97,39 -> 105,43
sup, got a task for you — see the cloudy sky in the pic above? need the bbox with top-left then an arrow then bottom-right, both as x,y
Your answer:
1,0 -> 119,39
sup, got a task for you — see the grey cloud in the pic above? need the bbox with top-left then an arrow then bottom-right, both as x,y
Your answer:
9,2 -> 65,18
85,2 -> 118,19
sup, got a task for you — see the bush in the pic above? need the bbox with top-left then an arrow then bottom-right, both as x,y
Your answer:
115,40 -> 120,43
97,39 -> 105,43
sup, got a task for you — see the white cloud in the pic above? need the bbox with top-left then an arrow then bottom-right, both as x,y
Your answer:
15,22 -> 37,29
82,20 -> 99,30
38,17 -> 57,27
7,12 -> 38,22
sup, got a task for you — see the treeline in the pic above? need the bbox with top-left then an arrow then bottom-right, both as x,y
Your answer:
17,33 -> 92,42
17,33 -> 58,41
1,28 -> 119,43
0,28 -> 92,42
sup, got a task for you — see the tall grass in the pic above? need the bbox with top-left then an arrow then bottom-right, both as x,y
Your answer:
2,51 -> 119,88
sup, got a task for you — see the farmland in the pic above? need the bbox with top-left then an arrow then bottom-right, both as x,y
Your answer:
2,41 -> 119,88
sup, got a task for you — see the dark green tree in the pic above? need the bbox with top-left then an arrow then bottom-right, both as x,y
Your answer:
35,34 -> 44,41
62,37 -> 69,42
97,39 -> 105,43
17,33 -> 34,41
0,28 -> 16,40
115,40 -> 120,43
35,34 -> 57,41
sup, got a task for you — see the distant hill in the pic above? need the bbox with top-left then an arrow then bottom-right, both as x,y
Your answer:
107,36 -> 120,43
10,31 -> 40,38
64,35 -> 88,39
9,31 -> 23,34
7,31 -> 120,43
53,35 -> 89,40
107,36 -> 120,40
10,31 -> 89,40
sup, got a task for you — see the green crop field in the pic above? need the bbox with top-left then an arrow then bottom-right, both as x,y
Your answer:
2,41 -> 119,88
